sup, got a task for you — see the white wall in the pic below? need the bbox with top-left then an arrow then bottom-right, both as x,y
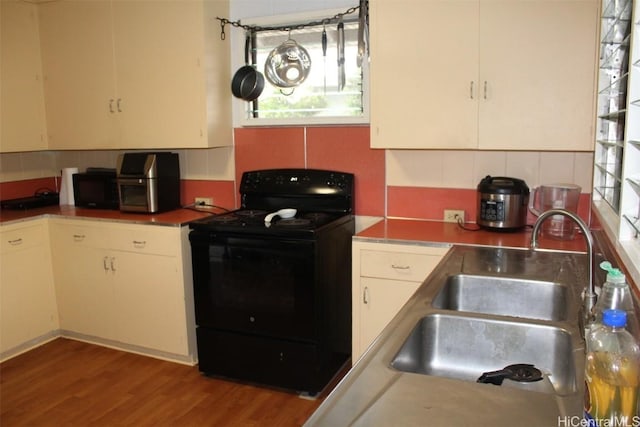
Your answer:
386,150 -> 594,192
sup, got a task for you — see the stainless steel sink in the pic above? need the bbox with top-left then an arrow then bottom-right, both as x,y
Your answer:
390,314 -> 577,395
431,274 -> 569,321
305,246 -> 590,426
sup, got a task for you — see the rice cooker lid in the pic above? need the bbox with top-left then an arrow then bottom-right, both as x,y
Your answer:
478,176 -> 529,195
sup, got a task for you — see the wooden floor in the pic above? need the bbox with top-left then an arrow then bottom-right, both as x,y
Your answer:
0,338 -> 325,426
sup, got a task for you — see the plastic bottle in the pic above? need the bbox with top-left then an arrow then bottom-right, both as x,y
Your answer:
585,309 -> 640,426
592,261 -> 640,341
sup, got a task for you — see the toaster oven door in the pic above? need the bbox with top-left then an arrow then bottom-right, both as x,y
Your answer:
118,178 -> 156,212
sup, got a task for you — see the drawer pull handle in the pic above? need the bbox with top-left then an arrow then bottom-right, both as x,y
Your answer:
363,286 -> 370,304
110,257 -> 116,272
133,240 -> 146,248
103,256 -> 109,271
391,264 -> 410,270
73,234 -> 86,241
8,238 -> 23,246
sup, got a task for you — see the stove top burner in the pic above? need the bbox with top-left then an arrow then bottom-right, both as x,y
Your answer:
303,212 -> 331,222
235,209 -> 267,217
274,218 -> 312,227
208,215 -> 240,223
191,208 -> 348,235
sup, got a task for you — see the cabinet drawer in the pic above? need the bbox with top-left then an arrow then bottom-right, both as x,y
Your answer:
49,221 -> 108,249
1,223 -> 46,254
109,225 -> 179,256
360,250 -> 442,282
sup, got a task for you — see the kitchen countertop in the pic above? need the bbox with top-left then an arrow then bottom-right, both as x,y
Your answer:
355,218 -> 589,252
0,205 -> 220,226
2,209 -> 591,251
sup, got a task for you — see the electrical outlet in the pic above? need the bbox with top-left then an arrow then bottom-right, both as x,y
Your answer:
444,209 -> 465,223
195,197 -> 213,206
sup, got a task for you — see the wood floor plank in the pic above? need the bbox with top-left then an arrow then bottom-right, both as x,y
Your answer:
0,338 -> 324,426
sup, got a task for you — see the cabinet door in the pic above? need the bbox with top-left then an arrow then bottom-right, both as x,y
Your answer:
111,0 -> 206,149
358,277 -> 419,356
49,222 -> 116,340
112,252 -> 187,355
38,0 -> 117,149
352,241 -> 448,360
0,0 -> 48,152
0,223 -> 57,355
369,0 -> 479,149
478,0 -> 598,150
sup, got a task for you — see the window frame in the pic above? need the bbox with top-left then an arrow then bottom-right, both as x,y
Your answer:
232,9 -> 370,128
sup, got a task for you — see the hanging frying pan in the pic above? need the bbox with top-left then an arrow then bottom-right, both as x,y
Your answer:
231,33 -> 264,101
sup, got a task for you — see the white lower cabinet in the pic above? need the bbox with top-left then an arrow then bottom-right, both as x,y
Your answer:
50,221 -> 115,340
111,251 -> 186,355
352,241 -> 449,361
49,218 -> 195,362
0,219 -> 58,360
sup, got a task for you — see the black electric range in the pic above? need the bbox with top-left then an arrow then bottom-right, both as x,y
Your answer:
189,168 -> 355,395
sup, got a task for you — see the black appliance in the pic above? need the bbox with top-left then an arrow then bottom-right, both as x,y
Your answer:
189,168 -> 355,395
1,191 -> 59,210
116,152 -> 180,213
73,168 -> 119,209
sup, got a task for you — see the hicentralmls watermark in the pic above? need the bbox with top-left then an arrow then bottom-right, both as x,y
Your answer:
558,416 -> 640,427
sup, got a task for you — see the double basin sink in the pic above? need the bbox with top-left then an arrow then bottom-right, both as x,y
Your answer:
391,273 -> 576,395
305,245 -> 589,426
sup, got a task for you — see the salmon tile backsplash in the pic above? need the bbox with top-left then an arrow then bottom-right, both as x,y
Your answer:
388,187 -> 478,221
388,186 -> 592,224
307,127 -> 385,216
232,126 -> 385,216
234,127 -> 306,185
181,180 -> 236,209
1,125 -> 594,223
0,177 -> 58,200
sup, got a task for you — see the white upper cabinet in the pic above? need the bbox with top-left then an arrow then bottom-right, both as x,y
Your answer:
370,0 -> 479,149
370,0 -> 599,151
38,0 -> 231,150
478,0 -> 599,150
38,0 -> 116,150
0,0 -> 48,153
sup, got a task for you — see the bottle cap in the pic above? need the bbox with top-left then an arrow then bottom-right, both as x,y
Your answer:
602,309 -> 627,328
600,261 -> 626,284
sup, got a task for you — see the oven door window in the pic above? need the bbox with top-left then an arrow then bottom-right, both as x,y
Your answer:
192,235 -> 316,341
120,184 -> 148,207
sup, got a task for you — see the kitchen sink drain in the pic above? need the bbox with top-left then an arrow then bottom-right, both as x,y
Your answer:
477,363 -> 543,385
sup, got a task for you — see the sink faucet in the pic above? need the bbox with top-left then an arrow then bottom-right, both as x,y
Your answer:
530,208 -> 596,331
